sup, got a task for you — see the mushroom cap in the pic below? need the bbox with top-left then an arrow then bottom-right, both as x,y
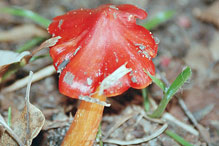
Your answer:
48,4 -> 158,98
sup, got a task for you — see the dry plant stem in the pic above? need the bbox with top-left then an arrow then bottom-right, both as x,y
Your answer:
103,123 -> 168,145
103,112 -> 137,140
62,92 -> 106,146
25,71 -> 33,144
162,113 -> 199,136
2,65 -> 55,93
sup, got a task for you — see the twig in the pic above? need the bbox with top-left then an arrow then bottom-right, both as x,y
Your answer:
140,109 -> 165,124
25,71 -> 33,145
2,65 -> 56,93
103,123 -> 168,145
163,113 -> 199,136
103,112 -> 137,140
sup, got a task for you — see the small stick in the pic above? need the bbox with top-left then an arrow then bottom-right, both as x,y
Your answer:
162,113 -> 199,136
25,71 -> 33,145
103,112 -> 137,140
103,123 -> 168,145
2,65 -> 56,93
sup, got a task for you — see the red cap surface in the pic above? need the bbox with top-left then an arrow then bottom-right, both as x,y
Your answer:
48,4 -> 158,98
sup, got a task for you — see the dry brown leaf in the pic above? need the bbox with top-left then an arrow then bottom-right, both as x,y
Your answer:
0,72 -> 45,146
0,24 -> 49,42
0,114 -> 24,146
0,50 -> 30,81
12,103 -> 45,145
193,1 -> 219,27
0,36 -> 60,83
31,36 -> 61,56
0,50 -> 30,67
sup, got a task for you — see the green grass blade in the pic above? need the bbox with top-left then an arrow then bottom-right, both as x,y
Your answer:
96,124 -> 103,146
144,69 -> 166,92
8,107 -> 12,127
165,130 -> 193,146
0,7 -> 51,28
165,67 -> 192,100
142,10 -> 175,30
149,67 -> 192,118
17,37 -> 46,53
149,96 -> 168,118
142,88 -> 150,112
29,53 -> 50,62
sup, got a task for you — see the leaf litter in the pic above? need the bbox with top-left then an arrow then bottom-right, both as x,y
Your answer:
0,71 -> 45,146
0,36 -> 60,83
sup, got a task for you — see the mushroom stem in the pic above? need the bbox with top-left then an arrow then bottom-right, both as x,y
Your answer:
62,92 -> 106,146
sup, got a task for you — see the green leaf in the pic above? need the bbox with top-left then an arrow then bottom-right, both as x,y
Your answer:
142,10 -> 175,30
165,130 -> 193,146
165,67 -> 192,100
8,107 -> 12,127
0,7 -> 51,28
142,88 -> 150,112
96,124 -> 103,146
144,69 -> 166,92
29,54 -> 50,62
149,67 -> 192,118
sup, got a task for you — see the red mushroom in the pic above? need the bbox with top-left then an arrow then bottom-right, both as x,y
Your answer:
48,4 -> 158,146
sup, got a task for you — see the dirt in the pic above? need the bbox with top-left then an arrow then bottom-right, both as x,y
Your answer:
0,0 -> 218,146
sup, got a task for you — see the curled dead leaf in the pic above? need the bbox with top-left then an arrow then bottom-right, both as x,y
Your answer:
12,103 -> 45,146
0,50 -> 30,81
0,71 -> 45,146
0,50 -> 30,67
0,36 -> 61,83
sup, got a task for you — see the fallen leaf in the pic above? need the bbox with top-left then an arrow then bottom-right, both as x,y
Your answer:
12,102 -> 45,145
0,50 -> 30,81
0,50 -> 30,67
0,24 -> 49,42
31,36 -> 61,56
0,114 -> 24,146
0,36 -> 60,83
0,71 -> 45,146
